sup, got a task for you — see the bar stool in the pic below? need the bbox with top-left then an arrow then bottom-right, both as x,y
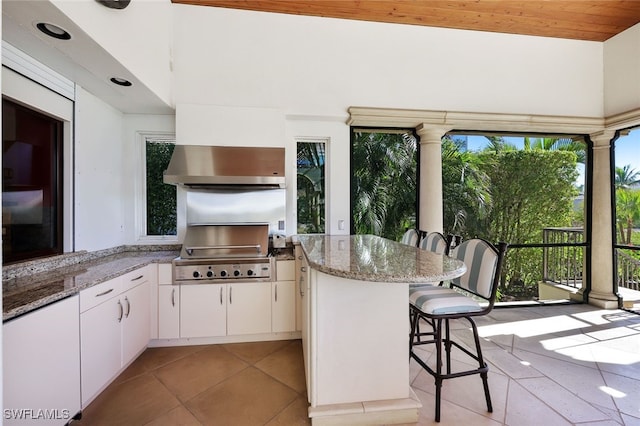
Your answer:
409,239 -> 508,422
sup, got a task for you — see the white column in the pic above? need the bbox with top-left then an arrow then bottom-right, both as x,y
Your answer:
415,125 -> 450,233
577,130 -> 619,308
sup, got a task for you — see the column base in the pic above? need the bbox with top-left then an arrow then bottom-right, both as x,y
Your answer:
309,389 -> 422,425
574,289 -> 620,309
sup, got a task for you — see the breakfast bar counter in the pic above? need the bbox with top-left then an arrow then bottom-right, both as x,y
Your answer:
294,234 -> 466,425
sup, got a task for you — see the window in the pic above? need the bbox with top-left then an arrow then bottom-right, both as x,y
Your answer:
297,140 -> 326,233
2,98 -> 63,263
444,132 -> 588,302
351,128 -> 417,240
612,127 -> 640,311
139,134 -> 176,239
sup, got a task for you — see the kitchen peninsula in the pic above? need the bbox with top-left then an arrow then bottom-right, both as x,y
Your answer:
295,234 -> 467,425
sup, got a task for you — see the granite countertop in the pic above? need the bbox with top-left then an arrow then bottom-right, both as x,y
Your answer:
3,247 -> 179,322
296,234 -> 467,283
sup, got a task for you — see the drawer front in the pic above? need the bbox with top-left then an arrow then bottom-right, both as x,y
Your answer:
276,260 -> 295,281
121,265 -> 151,291
158,263 -> 173,285
80,277 -> 123,313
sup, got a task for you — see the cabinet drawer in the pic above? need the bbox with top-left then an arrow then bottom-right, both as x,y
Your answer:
80,277 -> 122,313
121,265 -> 150,291
158,263 -> 173,285
276,260 -> 295,281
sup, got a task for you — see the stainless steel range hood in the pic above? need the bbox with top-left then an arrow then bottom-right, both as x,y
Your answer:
163,145 -> 285,188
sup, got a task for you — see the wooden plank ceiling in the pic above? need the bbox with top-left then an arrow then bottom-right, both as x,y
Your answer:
172,0 -> 640,42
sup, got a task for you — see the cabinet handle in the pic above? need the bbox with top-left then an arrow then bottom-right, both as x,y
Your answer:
131,275 -> 144,282
95,288 -> 114,297
171,288 -> 176,307
220,287 -> 223,305
298,255 -> 303,260
275,284 -> 278,302
124,296 -> 131,318
299,277 -> 304,297
117,300 -> 123,322
301,266 -> 307,272
229,286 -> 233,304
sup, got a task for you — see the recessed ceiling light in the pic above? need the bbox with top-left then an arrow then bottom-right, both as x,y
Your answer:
96,0 -> 131,9
36,22 -> 71,40
110,77 -> 132,87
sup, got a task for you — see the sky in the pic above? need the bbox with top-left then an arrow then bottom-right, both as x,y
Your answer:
462,129 -> 640,188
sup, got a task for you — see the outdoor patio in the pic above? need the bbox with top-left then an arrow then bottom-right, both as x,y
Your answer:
410,303 -> 640,425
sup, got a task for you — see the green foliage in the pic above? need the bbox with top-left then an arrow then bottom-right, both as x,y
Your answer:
352,131 -> 417,240
297,142 -> 326,233
146,142 -> 176,235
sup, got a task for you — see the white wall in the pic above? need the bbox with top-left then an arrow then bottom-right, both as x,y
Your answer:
604,23 -> 640,117
173,6 -> 604,236
173,6 -> 603,118
74,86 -> 127,251
51,0 -> 173,107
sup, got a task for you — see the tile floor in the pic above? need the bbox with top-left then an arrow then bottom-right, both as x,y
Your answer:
76,304 -> 640,425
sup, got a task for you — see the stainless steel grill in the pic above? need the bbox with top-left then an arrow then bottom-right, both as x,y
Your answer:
172,223 -> 273,284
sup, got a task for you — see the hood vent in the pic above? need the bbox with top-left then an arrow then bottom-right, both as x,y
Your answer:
163,145 -> 285,188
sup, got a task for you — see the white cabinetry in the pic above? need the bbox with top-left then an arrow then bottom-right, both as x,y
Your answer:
273,259 -> 296,333
3,295 -> 81,425
180,282 -> 272,338
181,284 -> 226,338
227,282 -> 271,335
80,265 -> 152,406
296,248 -> 312,400
157,263 -> 179,339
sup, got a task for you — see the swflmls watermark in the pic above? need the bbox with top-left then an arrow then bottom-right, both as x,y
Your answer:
4,408 -> 71,421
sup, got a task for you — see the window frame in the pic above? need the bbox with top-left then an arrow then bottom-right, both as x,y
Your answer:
135,131 -> 178,243
295,137 -> 328,234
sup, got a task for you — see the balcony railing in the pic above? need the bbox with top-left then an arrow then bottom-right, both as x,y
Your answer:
542,227 -> 584,288
542,227 -> 640,297
616,249 -> 640,291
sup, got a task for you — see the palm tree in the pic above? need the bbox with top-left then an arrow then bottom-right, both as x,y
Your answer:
615,165 -> 640,190
442,137 -> 491,237
352,131 -> 417,240
523,137 -> 586,164
616,188 -> 640,244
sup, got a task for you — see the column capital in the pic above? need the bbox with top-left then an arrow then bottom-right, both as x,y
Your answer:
589,129 -> 617,147
415,124 -> 451,143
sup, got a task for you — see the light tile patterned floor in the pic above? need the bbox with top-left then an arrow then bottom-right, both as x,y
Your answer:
77,304 -> 640,425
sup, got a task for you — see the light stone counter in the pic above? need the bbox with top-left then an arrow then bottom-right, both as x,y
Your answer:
3,247 -> 179,321
296,234 -> 466,283
294,234 -> 467,425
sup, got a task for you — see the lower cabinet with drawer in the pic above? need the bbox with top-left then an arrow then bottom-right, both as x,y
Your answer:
79,265 -> 151,407
157,263 -> 180,339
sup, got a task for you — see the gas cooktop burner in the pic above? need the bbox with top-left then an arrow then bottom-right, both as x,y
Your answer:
172,257 -> 273,284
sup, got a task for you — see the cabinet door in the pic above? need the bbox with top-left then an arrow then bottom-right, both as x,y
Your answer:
158,285 -> 180,339
272,281 -> 296,332
3,295 -> 81,425
300,256 -> 312,401
181,284 -> 226,338
121,281 -> 151,365
227,282 -> 271,335
295,246 -> 304,331
80,295 -> 123,406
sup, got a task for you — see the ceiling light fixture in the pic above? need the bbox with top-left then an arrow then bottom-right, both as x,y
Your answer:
36,22 -> 71,40
110,77 -> 132,87
96,0 -> 131,10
